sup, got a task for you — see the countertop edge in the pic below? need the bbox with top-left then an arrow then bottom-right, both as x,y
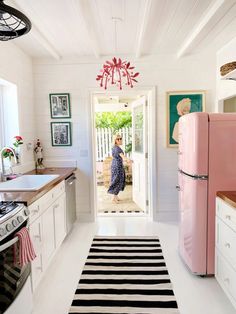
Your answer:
0,167 -> 76,205
217,191 -> 236,209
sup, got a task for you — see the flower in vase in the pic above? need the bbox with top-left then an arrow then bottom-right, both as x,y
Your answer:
2,148 -> 14,160
13,136 -> 23,147
13,135 -> 23,163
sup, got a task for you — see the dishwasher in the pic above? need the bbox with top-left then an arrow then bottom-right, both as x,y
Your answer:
65,173 -> 77,233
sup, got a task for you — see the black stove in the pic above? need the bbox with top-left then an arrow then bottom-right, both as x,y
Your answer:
0,201 -> 19,218
0,201 -> 31,314
0,201 -> 29,240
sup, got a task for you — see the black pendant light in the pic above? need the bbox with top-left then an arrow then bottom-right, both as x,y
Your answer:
0,0 -> 31,41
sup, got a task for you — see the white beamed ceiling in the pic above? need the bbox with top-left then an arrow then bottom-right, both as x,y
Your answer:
7,0 -> 236,59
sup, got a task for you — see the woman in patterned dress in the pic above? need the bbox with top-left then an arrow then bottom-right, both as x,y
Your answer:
107,134 -> 126,203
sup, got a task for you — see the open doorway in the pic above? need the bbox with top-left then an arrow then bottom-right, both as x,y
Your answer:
90,88 -> 156,219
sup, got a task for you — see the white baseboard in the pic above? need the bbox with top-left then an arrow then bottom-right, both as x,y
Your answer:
77,212 -> 95,222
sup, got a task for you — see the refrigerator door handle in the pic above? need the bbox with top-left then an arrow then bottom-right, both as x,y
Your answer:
178,169 -> 208,180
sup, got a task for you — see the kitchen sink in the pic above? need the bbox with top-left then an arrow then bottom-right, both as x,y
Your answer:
0,174 -> 59,191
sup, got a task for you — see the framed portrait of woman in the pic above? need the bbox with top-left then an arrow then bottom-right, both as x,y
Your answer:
166,90 -> 206,147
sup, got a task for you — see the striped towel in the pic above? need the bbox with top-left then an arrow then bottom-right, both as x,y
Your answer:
14,227 -> 36,267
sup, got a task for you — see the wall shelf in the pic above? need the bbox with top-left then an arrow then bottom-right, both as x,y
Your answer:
221,68 -> 236,80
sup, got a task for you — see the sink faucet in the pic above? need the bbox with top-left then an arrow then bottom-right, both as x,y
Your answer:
0,147 -> 17,182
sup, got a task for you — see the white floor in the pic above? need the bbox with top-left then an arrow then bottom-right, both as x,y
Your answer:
32,217 -> 236,314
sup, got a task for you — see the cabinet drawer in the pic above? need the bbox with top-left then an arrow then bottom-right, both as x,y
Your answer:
39,180 -> 65,212
216,218 -> 236,266
216,197 -> 236,232
216,250 -> 236,308
28,200 -> 41,224
52,180 -> 65,200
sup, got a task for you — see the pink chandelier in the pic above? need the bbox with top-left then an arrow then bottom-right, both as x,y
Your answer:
96,57 -> 139,90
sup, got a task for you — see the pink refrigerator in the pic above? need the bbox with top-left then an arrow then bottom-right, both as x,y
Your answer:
178,112 -> 236,275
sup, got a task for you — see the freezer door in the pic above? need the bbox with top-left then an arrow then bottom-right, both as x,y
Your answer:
178,171 -> 208,275
178,112 -> 208,176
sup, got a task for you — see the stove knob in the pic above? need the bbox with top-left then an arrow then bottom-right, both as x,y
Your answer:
0,228 -> 6,237
6,223 -> 13,232
17,216 -> 24,223
24,208 -> 30,216
12,219 -> 19,227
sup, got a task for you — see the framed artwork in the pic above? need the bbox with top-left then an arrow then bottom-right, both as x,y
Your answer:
51,122 -> 72,146
49,93 -> 71,118
166,90 -> 205,147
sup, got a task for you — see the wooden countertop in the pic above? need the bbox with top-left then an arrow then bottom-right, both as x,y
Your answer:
217,191 -> 236,209
0,167 -> 76,205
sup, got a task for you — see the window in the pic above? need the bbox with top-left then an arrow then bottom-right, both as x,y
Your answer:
0,78 -> 19,149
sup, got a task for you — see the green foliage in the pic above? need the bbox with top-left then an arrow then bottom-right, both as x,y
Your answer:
95,112 -> 131,132
125,142 -> 132,154
2,149 -> 14,159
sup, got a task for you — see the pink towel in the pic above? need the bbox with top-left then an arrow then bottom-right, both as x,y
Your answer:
14,227 -> 36,267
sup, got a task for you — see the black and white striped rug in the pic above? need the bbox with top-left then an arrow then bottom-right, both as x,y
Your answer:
69,236 -> 179,314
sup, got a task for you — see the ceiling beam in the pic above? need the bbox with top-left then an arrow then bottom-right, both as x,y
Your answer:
177,0 -> 226,58
73,0 -> 101,59
8,0 -> 61,60
30,28 -> 61,60
135,0 -> 152,59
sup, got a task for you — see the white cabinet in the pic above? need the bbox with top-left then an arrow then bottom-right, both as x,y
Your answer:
29,216 -> 43,289
215,197 -> 236,309
42,205 -> 55,268
29,180 -> 66,291
54,193 -> 66,249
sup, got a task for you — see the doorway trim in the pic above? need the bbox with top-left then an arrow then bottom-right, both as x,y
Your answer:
89,86 -> 157,221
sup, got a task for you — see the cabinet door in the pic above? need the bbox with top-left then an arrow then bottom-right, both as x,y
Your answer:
54,193 -> 66,249
42,205 -> 55,268
29,216 -> 43,291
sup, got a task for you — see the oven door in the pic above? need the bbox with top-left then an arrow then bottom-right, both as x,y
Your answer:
0,221 -> 31,314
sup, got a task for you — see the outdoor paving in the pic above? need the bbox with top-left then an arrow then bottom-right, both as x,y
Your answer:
97,184 -> 144,214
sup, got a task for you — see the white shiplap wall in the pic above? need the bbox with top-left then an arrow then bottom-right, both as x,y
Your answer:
33,52 -> 216,221
0,42 -> 35,173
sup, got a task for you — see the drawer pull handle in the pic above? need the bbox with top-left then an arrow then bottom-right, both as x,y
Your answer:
36,266 -> 42,271
53,204 -> 59,210
34,223 -> 42,241
224,242 -> 231,248
225,215 -> 231,220
32,209 -> 39,214
32,205 -> 40,214
224,278 -> 230,284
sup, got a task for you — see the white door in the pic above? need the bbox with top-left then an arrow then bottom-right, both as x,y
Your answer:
132,96 -> 148,212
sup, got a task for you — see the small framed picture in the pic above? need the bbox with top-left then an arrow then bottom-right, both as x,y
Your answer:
49,93 -> 71,118
51,122 -> 72,146
166,90 -> 206,147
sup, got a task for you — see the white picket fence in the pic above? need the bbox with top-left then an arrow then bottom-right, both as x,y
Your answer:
96,127 -> 132,161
